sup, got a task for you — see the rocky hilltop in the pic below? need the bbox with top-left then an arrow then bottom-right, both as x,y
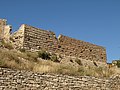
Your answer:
0,18 -> 120,89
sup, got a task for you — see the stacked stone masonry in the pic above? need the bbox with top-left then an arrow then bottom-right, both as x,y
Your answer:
0,19 -> 12,41
0,19 -> 107,63
0,68 -> 120,90
23,24 -> 58,52
13,24 -> 106,62
58,35 -> 106,62
0,19 -> 6,37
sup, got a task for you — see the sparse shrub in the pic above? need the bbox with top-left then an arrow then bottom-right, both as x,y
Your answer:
19,48 -> 26,52
95,67 -> 103,74
1,40 -> 13,50
77,67 -> 84,75
6,51 -> 20,64
38,51 -> 59,62
116,60 -> 120,68
0,49 -> 21,69
0,47 -> 116,77
50,54 -> 59,62
75,58 -> 82,65
1,39 -> 5,44
26,51 -> 38,62
38,50 -> 50,60
4,43 -> 13,50
0,60 -> 5,67
56,64 -> 77,75
0,40 -> 2,47
9,37 -> 15,42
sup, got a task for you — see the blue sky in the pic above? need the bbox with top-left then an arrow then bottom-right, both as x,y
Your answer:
0,0 -> 120,62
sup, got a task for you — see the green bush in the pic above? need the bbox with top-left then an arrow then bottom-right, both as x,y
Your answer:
116,60 -> 120,68
38,50 -> 59,62
19,48 -> 26,52
38,50 -> 50,60
50,54 -> 59,62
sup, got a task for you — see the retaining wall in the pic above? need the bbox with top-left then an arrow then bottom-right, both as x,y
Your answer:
0,68 -> 120,90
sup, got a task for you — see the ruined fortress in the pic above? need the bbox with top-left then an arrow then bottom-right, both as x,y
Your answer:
1,19 -> 120,90
0,19 -> 107,63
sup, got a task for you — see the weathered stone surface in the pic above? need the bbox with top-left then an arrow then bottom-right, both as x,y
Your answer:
0,19 -> 12,41
0,18 -> 107,66
58,35 -> 106,63
0,19 -> 7,38
0,68 -> 120,90
11,24 -> 25,48
11,24 -> 107,63
0,19 -> 107,63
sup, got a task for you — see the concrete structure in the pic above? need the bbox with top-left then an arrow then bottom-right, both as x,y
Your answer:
0,19 -> 107,63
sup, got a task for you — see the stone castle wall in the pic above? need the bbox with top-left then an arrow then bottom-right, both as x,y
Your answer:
0,19 -> 107,63
17,24 -> 106,62
0,19 -> 12,41
0,67 -> 120,90
58,35 -> 107,62
23,24 -> 59,51
11,24 -> 25,48
0,19 -> 6,37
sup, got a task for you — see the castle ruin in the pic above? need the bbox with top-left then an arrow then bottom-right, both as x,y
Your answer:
0,19 -> 107,63
0,19 -> 12,41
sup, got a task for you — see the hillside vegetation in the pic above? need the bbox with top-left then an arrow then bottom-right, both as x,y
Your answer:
0,40 -> 117,77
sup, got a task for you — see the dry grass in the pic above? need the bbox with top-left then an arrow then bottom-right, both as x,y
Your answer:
0,40 -> 13,50
77,66 -> 115,77
0,48 -> 78,75
0,48 -> 115,77
33,60 -> 77,75
0,48 -> 35,70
